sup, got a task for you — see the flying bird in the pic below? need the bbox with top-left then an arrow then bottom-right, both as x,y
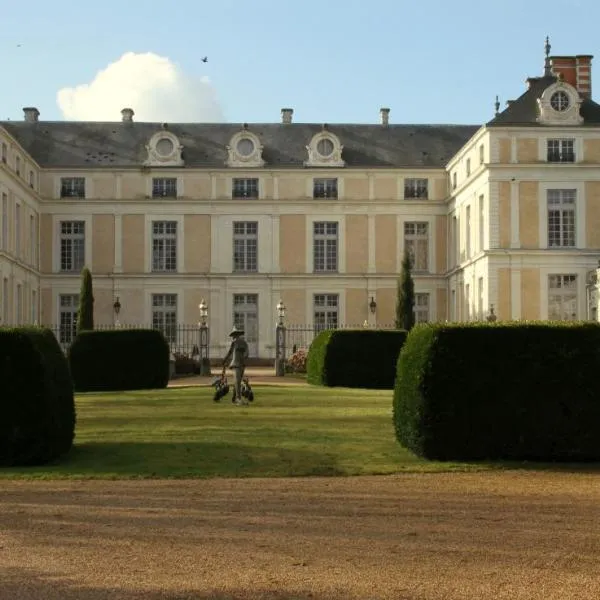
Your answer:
201,56 -> 208,63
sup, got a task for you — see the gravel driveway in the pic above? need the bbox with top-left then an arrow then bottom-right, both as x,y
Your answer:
1,471 -> 600,599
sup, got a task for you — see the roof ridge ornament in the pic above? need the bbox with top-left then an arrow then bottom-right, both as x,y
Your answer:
494,95 -> 500,116
544,36 -> 552,76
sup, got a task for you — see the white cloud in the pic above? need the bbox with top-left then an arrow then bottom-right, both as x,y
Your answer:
57,52 -> 224,122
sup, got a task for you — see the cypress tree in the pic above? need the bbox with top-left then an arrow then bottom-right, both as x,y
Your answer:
395,251 -> 415,331
77,267 -> 94,333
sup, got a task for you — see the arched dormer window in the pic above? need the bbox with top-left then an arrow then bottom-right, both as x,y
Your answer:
144,128 -> 184,167
226,127 -> 265,167
537,80 -> 583,126
305,128 -> 345,167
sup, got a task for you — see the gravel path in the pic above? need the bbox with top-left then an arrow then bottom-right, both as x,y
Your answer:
2,471 -> 600,599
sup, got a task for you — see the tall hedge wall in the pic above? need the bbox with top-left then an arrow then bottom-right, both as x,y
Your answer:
0,327 -> 75,466
307,329 -> 407,389
393,322 -> 600,461
69,329 -> 170,392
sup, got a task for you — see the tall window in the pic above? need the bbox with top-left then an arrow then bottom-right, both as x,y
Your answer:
1,193 -> 7,250
31,289 -> 37,323
465,283 -> 471,320
233,221 -> 258,272
479,195 -> 484,252
548,275 -> 577,320
313,222 -> 338,272
415,293 -> 430,323
233,178 -> 259,199
60,221 -> 85,272
404,178 -> 428,199
547,139 -> 575,163
15,284 -> 22,324
30,215 -> 36,266
313,178 -> 338,199
152,294 -> 177,343
152,177 -> 177,198
29,170 -> 35,189
404,222 -> 429,271
452,172 -> 457,190
15,156 -> 20,176
59,294 -> 79,345
548,189 -> 576,247
15,204 -> 20,257
478,277 -> 484,318
465,205 -> 471,257
479,144 -> 484,165
60,177 -> 86,198
314,294 -> 338,331
466,158 -> 471,177
152,221 -> 177,272
1,143 -> 6,163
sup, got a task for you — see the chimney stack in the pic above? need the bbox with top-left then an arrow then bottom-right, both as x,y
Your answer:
550,55 -> 593,99
23,107 -> 40,122
121,108 -> 135,123
380,107 -> 390,126
281,108 -> 293,124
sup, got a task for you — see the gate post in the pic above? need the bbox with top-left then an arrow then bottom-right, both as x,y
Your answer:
198,299 -> 211,376
275,300 -> 286,377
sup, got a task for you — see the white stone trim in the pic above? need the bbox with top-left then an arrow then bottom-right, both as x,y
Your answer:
144,214 -> 185,274
511,268 -> 521,319
52,214 -> 93,274
510,137 -> 517,163
114,214 -> 123,273
368,215 -> 376,273
304,288 -> 347,327
537,135 -> 584,163
510,181 -> 520,248
538,266 -> 588,320
225,130 -> 265,168
305,214 -> 346,274
304,131 -> 345,168
144,287 -> 185,325
144,131 -> 184,167
538,181 -> 585,250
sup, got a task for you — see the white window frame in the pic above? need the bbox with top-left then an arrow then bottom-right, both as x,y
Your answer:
151,220 -> 178,272
151,293 -> 178,344
547,274 -> 578,321
403,221 -> 430,272
313,293 -> 339,331
52,215 -> 92,273
538,136 -> 582,163
546,138 -> 575,163
414,292 -> 430,323
144,214 -> 184,274
539,182 -> 585,249
57,293 -> 79,344
232,177 -> 260,199
152,177 -> 178,198
547,189 -> 576,248
306,216 -> 345,274
403,178 -> 428,199
1,192 -> 7,251
313,178 -> 338,199
312,221 -> 339,273
233,221 -> 258,272
59,176 -> 86,199
15,203 -> 21,258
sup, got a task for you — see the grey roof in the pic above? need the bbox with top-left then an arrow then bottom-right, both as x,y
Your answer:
0,121 -> 480,169
488,75 -> 600,126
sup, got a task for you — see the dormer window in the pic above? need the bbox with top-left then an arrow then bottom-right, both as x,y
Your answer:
305,131 -> 345,168
145,131 -> 184,167
547,139 -> 575,163
550,91 -> 570,112
537,82 -> 582,126
226,130 -> 265,168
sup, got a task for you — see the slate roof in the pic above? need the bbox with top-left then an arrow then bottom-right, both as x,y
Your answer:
487,75 -> 600,126
0,121 -> 480,169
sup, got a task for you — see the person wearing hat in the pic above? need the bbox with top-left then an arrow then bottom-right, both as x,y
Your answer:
222,326 -> 250,405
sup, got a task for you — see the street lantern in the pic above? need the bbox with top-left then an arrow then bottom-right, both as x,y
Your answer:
198,298 -> 208,326
113,297 -> 121,328
369,296 -> 377,314
197,298 -> 210,376
275,299 -> 287,376
276,299 -> 286,325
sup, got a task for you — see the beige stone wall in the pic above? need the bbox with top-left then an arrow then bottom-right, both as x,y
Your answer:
184,215 -> 211,272
40,287 -> 52,325
517,139 -> 537,162
92,215 -> 115,273
116,289 -> 145,325
344,177 -> 369,200
519,182 -> 539,248
346,288 -> 368,325
434,179 -> 447,201
499,181 -> 511,248
91,176 -> 116,199
374,288 -> 396,325
521,268 -> 540,320
281,289 -> 305,324
497,268 -> 511,320
94,288 -> 117,326
185,176 -> 212,200
279,215 -> 306,273
498,138 -> 511,163
39,174 -> 54,199
436,288 -> 447,321
375,216 -> 396,274
39,214 -> 53,273
584,139 -> 600,163
278,177 -> 306,200
122,215 -> 145,272
121,175 -> 145,199
345,215 -> 368,273
374,177 -> 396,200
586,182 -> 600,247
436,216 -> 447,273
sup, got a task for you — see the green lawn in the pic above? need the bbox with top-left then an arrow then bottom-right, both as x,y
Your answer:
0,385 -> 482,479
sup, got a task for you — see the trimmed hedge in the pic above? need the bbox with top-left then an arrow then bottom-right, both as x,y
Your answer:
307,329 -> 408,389
69,329 -> 170,391
393,322 -> 600,461
0,327 -> 75,466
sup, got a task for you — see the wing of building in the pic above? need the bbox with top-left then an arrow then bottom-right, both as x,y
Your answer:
1,42 -> 600,360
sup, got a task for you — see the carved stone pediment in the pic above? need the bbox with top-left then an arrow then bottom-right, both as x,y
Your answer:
144,130 -> 184,167
305,131 -> 345,167
537,81 -> 583,126
226,129 -> 265,167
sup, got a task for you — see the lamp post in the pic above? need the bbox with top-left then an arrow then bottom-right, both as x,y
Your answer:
113,297 -> 121,328
486,304 -> 497,323
198,298 -> 211,376
275,299 -> 286,377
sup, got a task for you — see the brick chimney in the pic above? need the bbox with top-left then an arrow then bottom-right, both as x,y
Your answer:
281,108 -> 293,124
23,107 -> 40,122
380,107 -> 390,126
550,55 -> 593,99
121,108 -> 134,122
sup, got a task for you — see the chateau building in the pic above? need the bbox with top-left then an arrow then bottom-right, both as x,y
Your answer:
2,41 -> 600,358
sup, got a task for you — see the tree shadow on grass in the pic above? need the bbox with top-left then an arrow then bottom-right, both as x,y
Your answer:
0,566 -> 349,600
1,441 -> 345,479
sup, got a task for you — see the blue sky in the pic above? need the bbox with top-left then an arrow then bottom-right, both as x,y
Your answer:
3,0 -> 600,124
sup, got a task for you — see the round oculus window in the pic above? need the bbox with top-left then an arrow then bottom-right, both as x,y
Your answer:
550,91 -> 570,112
236,138 -> 255,157
155,137 -> 175,156
317,138 -> 334,157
